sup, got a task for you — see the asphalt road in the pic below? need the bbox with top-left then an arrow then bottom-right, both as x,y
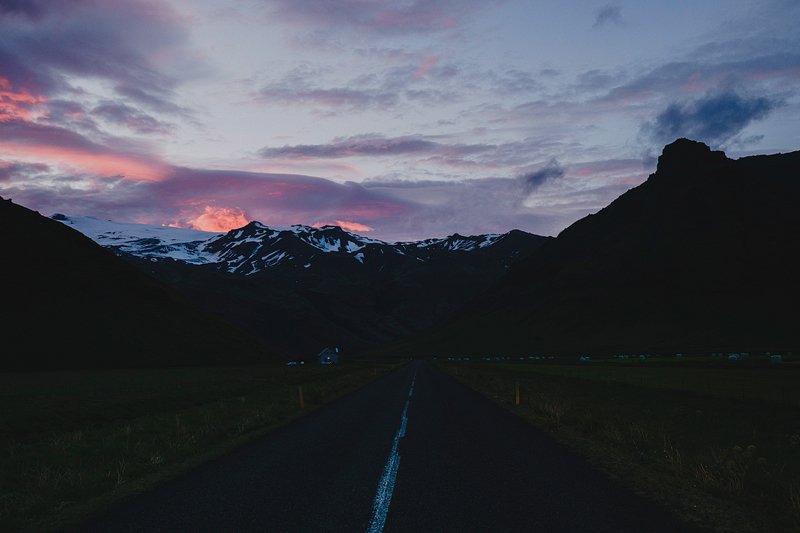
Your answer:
78,361 -> 687,532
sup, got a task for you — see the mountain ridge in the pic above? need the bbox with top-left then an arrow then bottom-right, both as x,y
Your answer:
53,214 -> 543,276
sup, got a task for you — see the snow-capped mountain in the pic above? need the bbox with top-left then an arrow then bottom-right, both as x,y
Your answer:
51,214 -> 220,264
53,215 -> 544,276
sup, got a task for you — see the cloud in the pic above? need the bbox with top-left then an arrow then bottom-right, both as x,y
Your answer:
261,137 -> 433,158
597,53 -> 800,106
258,133 -> 580,183
0,75 -> 46,120
413,56 -> 440,79
187,206 -> 250,232
264,0 -> 497,35
0,0 -> 45,19
0,159 -> 49,181
259,84 -> 399,112
519,160 -> 565,193
255,60 -> 466,113
0,118 -> 168,181
255,64 -> 399,112
486,69 -> 541,94
593,5 -> 623,29
312,219 -> 375,233
92,101 -> 174,135
642,91 -> 780,145
261,134 -> 448,158
0,0 -> 194,116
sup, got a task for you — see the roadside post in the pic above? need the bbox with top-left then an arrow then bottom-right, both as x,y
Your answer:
515,381 -> 520,406
298,385 -> 305,409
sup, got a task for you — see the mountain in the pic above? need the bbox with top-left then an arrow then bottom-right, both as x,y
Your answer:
412,139 -> 800,356
53,216 -> 538,275
51,214 -> 218,264
1,198 -> 270,370
52,216 -> 549,358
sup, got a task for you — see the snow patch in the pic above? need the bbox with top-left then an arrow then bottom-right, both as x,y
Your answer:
54,215 -> 221,264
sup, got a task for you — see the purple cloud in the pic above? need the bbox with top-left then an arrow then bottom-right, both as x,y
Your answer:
0,159 -> 49,182
259,134 -> 495,160
255,60 -> 467,113
259,84 -> 399,112
265,0 -> 498,35
0,0 -> 45,19
92,101 -> 175,135
0,118 -> 167,181
598,53 -> 800,105
0,0 -> 193,116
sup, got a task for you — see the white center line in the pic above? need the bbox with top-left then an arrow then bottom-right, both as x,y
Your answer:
366,371 -> 417,533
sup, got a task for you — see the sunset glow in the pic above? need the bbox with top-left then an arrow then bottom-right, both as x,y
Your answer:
187,206 -> 250,232
0,77 -> 45,121
312,220 -> 375,233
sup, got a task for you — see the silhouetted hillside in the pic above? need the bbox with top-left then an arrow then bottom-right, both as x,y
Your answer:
1,198 -> 270,370
415,139 -> 800,355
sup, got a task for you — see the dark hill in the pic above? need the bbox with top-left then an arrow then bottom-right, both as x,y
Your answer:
0,198 -> 269,370
416,139 -> 800,355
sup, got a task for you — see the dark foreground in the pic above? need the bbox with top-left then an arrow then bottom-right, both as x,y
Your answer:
78,361 -> 686,532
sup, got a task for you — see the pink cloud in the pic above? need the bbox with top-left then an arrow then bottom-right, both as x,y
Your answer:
413,55 -> 440,79
0,142 -> 168,182
186,205 -> 250,232
0,77 -> 46,121
0,111 -> 169,181
312,219 -> 374,232
336,219 -> 374,232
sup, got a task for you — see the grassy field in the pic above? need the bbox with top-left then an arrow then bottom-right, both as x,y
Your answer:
440,357 -> 800,533
0,361 -> 398,532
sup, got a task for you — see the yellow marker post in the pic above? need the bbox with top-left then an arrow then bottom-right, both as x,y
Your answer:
298,385 -> 305,409
515,381 -> 520,406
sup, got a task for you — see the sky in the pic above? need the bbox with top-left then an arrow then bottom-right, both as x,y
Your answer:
1,0 -> 799,240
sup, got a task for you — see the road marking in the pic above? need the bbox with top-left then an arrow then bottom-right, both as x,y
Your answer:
367,371 -> 416,533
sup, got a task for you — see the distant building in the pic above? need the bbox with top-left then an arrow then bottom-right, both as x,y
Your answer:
318,347 -> 340,365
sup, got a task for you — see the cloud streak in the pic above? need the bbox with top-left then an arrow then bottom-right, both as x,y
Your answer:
259,134 -> 495,160
0,118 -> 168,181
265,0 -> 497,35
92,102 -> 175,135
597,53 -> 800,105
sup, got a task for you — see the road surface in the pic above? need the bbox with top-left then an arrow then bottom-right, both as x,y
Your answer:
78,361 -> 687,532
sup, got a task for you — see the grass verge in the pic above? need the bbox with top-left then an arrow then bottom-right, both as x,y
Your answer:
0,361 -> 398,531
440,359 -> 800,533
